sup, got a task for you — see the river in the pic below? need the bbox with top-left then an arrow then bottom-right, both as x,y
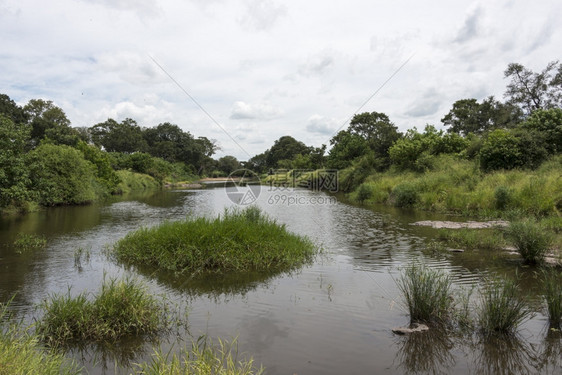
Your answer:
0,185 -> 560,374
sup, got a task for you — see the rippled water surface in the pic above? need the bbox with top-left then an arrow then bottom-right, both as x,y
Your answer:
0,186 -> 560,374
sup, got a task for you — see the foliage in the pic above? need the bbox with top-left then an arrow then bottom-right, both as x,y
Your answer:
348,111 -> 401,162
133,338 -> 264,375
217,155 -> 241,175
27,143 -> 97,206
442,97 -> 522,136
397,263 -> 455,324
76,141 -> 121,195
504,60 -> 562,115
265,136 -> 312,169
521,108 -> 562,154
0,115 -> 33,208
355,183 -> 372,203
391,183 -> 418,208
478,277 -> 530,336
327,130 -> 369,169
436,228 -> 507,251
542,270 -> 562,329
505,219 -> 553,264
115,170 -> 160,194
479,129 -> 522,171
36,277 -> 166,346
90,118 -> 148,153
494,186 -> 512,210
23,99 -> 79,147
113,206 -> 317,275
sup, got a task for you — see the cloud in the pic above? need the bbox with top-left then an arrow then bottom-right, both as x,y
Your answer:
79,0 -> 162,18
240,0 -> 287,31
96,51 -> 163,85
298,52 -> 335,77
230,101 -> 282,120
305,115 -> 339,135
454,6 -> 483,43
404,89 -> 442,118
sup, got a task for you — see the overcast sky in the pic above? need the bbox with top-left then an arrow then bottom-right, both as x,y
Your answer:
1,0 -> 560,160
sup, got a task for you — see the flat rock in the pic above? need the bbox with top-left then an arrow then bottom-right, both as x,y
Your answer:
392,323 -> 429,335
411,220 -> 509,229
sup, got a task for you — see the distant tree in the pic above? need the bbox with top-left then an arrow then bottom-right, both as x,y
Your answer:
504,60 -> 562,115
327,130 -> 369,169
246,152 -> 268,173
217,155 -> 240,175
23,99 -> 79,146
442,97 -> 523,136
520,108 -> 562,154
265,136 -> 311,169
348,111 -> 401,159
90,118 -> 147,153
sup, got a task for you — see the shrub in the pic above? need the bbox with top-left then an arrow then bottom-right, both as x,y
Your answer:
479,129 -> 522,171
356,183 -> 372,203
391,183 -> 418,208
494,186 -> 512,210
477,277 -> 530,336
396,263 -> 454,324
505,219 -> 553,264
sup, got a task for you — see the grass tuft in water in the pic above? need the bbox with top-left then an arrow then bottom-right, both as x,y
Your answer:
13,233 -> 47,253
477,276 -> 530,336
0,301 -> 80,375
133,337 -> 264,375
36,277 -> 166,347
113,206 -> 317,276
505,219 -> 553,264
542,270 -> 562,329
397,263 -> 455,324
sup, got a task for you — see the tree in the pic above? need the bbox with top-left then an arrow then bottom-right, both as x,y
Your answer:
23,99 -> 78,146
265,136 -> 311,169
217,155 -> 240,175
504,61 -> 562,115
0,115 -> 32,207
520,108 -> 562,154
442,97 -> 523,136
0,94 -> 27,124
90,118 -> 147,153
327,130 -> 369,169
348,111 -> 401,159
479,129 -> 522,171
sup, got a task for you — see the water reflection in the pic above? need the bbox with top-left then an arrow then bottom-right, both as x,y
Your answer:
471,334 -> 537,375
394,329 -> 456,375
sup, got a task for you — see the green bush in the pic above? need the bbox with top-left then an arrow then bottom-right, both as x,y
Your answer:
479,129 -> 522,171
356,183 -> 372,203
494,186 -> 512,210
27,143 -> 97,206
505,219 -> 553,264
391,183 -> 418,207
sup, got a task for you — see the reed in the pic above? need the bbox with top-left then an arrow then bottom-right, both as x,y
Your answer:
397,263 -> 455,324
505,219 -> 553,264
477,277 -> 530,335
113,206 -> 317,275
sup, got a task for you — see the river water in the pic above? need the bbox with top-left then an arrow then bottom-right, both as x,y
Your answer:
0,185 -> 560,374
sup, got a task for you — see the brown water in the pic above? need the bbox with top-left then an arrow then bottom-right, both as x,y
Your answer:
0,186 -> 560,374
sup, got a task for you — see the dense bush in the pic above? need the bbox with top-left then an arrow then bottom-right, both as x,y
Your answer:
479,129 -> 522,171
505,219 -> 553,264
391,183 -> 418,207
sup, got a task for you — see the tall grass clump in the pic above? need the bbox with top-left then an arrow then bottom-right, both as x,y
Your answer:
505,219 -> 553,264
477,277 -> 530,336
134,337 -> 264,375
543,270 -> 562,329
113,206 -> 317,275
13,233 -> 47,253
0,302 -> 80,375
37,277 -> 166,346
397,263 -> 454,324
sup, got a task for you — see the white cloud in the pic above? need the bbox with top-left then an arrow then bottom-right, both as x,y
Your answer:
305,115 -> 340,135
239,0 -> 287,31
230,101 -> 282,120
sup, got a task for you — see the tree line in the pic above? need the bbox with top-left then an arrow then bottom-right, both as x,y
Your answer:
249,60 -> 562,191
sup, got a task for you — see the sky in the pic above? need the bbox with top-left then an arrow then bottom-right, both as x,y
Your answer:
1,0 -> 560,160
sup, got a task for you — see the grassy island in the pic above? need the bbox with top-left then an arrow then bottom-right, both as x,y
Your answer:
113,206 -> 317,275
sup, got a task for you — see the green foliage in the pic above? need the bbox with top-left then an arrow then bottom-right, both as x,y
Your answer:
90,118 -> 147,153
265,136 -> 312,169
397,263 -> 455,324
391,183 -> 418,208
217,155 -> 241,175
478,277 -> 530,335
113,206 -> 317,275
27,143 -> 97,206
0,115 -> 33,208
521,108 -> 562,154
115,170 -> 160,194
327,130 -> 370,169
338,152 -> 377,192
36,277 -> 166,346
479,129 -> 522,171
133,338 -> 264,375
505,219 -> 553,264
542,270 -> 562,329
13,233 -> 47,253
76,141 -> 121,195
355,183 -> 372,203
23,99 -> 79,147
437,228 -> 507,251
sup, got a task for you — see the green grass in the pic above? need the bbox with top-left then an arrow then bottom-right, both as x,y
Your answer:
113,206 -> 317,276
436,228 -> 507,251
115,170 -> 160,194
505,219 -> 553,264
477,277 -> 530,336
0,302 -> 80,375
36,277 -> 166,347
396,263 -> 455,324
133,337 -> 264,375
542,270 -> 562,329
13,233 -> 47,253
